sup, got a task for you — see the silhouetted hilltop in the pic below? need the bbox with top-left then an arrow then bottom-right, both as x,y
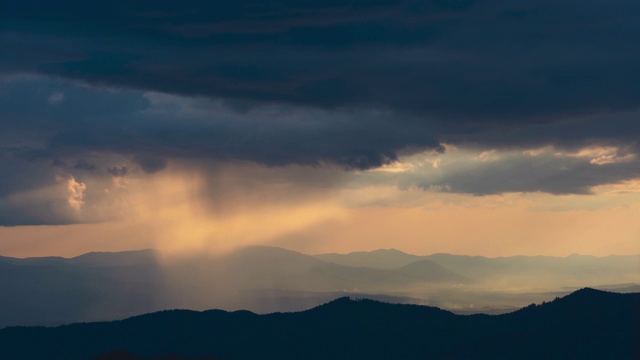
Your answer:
0,288 -> 637,360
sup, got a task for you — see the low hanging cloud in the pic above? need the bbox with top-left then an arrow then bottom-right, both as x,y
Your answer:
360,146 -> 640,196
65,176 -> 86,210
133,156 -> 168,174
108,166 -> 128,178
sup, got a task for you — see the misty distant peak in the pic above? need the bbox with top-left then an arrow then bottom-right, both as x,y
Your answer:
368,249 -> 409,255
316,248 -> 408,256
233,245 -> 306,256
70,249 -> 158,267
315,248 -> 420,269
567,253 -> 596,258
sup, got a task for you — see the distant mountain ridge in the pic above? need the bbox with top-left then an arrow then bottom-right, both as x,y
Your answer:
0,249 -> 168,328
316,248 -> 640,284
316,247 -> 640,264
69,249 -> 157,267
315,248 -> 421,269
0,249 -> 155,266
0,288 -> 637,360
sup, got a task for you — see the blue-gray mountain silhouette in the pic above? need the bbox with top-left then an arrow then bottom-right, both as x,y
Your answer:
1,247 -> 639,328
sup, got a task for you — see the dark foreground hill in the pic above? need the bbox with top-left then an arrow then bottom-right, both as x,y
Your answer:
0,288 -> 638,360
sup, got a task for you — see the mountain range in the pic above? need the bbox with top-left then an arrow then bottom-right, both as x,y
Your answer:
0,246 -> 638,328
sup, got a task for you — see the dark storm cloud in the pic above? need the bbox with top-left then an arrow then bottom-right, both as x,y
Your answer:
0,76 -> 441,170
74,159 -> 97,171
0,149 -> 74,225
2,0 -> 640,125
2,0 -> 640,165
108,166 -> 128,178
0,75 -> 442,225
2,0 -> 640,226
133,156 -> 167,174
2,0 -> 640,156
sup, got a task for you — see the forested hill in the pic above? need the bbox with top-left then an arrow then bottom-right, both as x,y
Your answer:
0,288 -> 638,360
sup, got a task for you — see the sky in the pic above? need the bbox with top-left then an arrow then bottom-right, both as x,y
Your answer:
1,0 -> 639,258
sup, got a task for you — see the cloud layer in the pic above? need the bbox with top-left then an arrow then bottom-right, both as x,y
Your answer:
2,0 -> 640,225
4,1 -> 640,121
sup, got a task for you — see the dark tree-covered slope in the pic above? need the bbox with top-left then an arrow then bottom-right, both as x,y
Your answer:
0,288 -> 638,360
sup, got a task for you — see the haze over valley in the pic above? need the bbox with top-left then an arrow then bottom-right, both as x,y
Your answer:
1,245 -> 638,328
